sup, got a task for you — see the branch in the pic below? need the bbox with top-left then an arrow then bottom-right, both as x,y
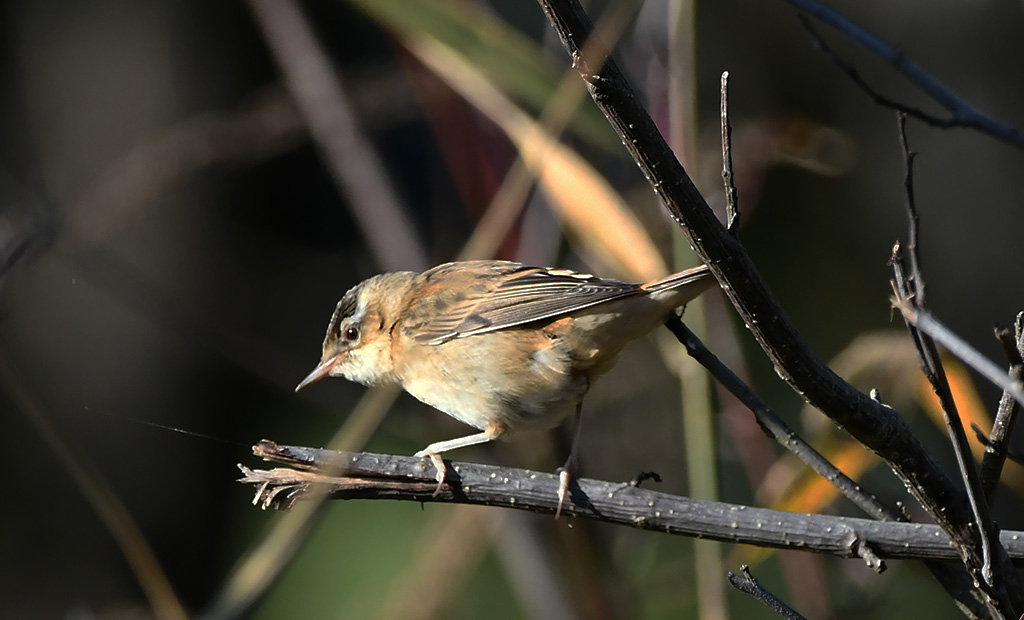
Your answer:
783,0 -> 1024,149
664,317 -> 994,607
664,316 -> 898,523
979,314 -> 1024,502
239,441 -> 1024,567
728,566 -> 808,620
719,71 -> 739,235
894,301 -> 1024,411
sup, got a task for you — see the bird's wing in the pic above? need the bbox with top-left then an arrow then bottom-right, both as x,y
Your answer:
408,262 -> 641,345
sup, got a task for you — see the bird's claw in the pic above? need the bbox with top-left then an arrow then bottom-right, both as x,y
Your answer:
556,467 -> 573,519
415,450 -> 446,497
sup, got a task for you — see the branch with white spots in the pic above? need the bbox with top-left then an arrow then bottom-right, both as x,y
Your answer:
240,440 -> 1024,569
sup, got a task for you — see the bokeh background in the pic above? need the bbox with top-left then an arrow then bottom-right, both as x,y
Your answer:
2,0 -> 1024,618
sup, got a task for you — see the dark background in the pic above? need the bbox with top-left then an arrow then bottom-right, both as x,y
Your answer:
2,1 -> 1024,618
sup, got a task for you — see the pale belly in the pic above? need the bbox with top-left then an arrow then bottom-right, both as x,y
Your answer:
397,327 -> 588,433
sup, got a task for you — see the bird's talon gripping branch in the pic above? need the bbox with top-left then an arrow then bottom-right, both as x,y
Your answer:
426,452 -> 445,497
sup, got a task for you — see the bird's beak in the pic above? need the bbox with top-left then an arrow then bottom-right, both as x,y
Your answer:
295,355 -> 342,392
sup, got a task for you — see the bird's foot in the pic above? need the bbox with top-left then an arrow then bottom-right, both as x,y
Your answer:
414,449 -> 446,497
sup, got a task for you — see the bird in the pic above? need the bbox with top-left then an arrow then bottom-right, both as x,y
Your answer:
296,260 -> 716,516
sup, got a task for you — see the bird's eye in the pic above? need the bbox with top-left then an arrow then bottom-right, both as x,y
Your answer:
344,326 -> 359,341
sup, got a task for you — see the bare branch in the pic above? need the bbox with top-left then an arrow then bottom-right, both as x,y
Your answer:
783,0 -> 1024,149
535,1 -> 1024,614
664,316 -> 898,523
239,441 -> 1024,566
720,71 -> 739,234
893,301 -> 1024,411
728,566 -> 809,620
979,315 -> 1024,503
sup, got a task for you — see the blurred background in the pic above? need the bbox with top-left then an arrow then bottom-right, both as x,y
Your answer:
2,0 -> 1024,618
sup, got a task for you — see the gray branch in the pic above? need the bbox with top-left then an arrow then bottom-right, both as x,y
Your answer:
239,441 -> 1024,567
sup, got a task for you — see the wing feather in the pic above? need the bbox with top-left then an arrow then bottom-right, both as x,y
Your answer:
411,263 -> 641,345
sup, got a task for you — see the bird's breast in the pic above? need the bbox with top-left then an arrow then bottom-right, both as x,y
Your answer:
395,325 -> 585,432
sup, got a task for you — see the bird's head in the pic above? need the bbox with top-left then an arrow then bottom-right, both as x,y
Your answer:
295,271 -> 417,392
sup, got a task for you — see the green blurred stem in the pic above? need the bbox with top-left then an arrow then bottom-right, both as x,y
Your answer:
668,2 -> 728,620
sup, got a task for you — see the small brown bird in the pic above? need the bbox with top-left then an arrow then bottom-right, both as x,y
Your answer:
296,260 -> 715,515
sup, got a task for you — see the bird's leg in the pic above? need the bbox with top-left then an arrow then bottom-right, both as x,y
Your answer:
556,403 -> 584,518
415,421 -> 506,496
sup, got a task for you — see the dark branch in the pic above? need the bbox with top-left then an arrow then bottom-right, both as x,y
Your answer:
664,315 -> 898,522
728,566 -> 809,620
783,0 -> 1024,148
974,425 -> 1024,466
240,440 -> 1024,566
979,314 -> 1024,503
797,16 -> 952,131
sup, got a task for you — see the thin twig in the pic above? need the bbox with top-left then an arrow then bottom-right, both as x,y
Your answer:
664,316 -> 897,523
894,301 -> 1024,411
728,566 -> 808,620
979,314 -> 1024,503
719,71 -> 739,235
797,16 -> 946,132
973,425 -> 1024,466
890,113 -> 1010,614
238,441 -> 1024,564
783,0 -> 1024,149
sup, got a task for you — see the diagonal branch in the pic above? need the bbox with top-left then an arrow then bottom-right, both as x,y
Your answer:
664,316 -> 897,522
894,302 -> 1024,411
728,566 -> 809,620
782,0 -> 1024,149
979,315 -> 1024,503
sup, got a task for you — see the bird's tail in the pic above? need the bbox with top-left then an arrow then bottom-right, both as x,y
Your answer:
640,264 -> 716,306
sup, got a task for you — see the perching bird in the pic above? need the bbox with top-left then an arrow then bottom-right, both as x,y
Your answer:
296,260 -> 715,515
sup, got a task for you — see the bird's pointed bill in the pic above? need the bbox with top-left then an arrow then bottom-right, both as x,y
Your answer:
295,355 -> 342,392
